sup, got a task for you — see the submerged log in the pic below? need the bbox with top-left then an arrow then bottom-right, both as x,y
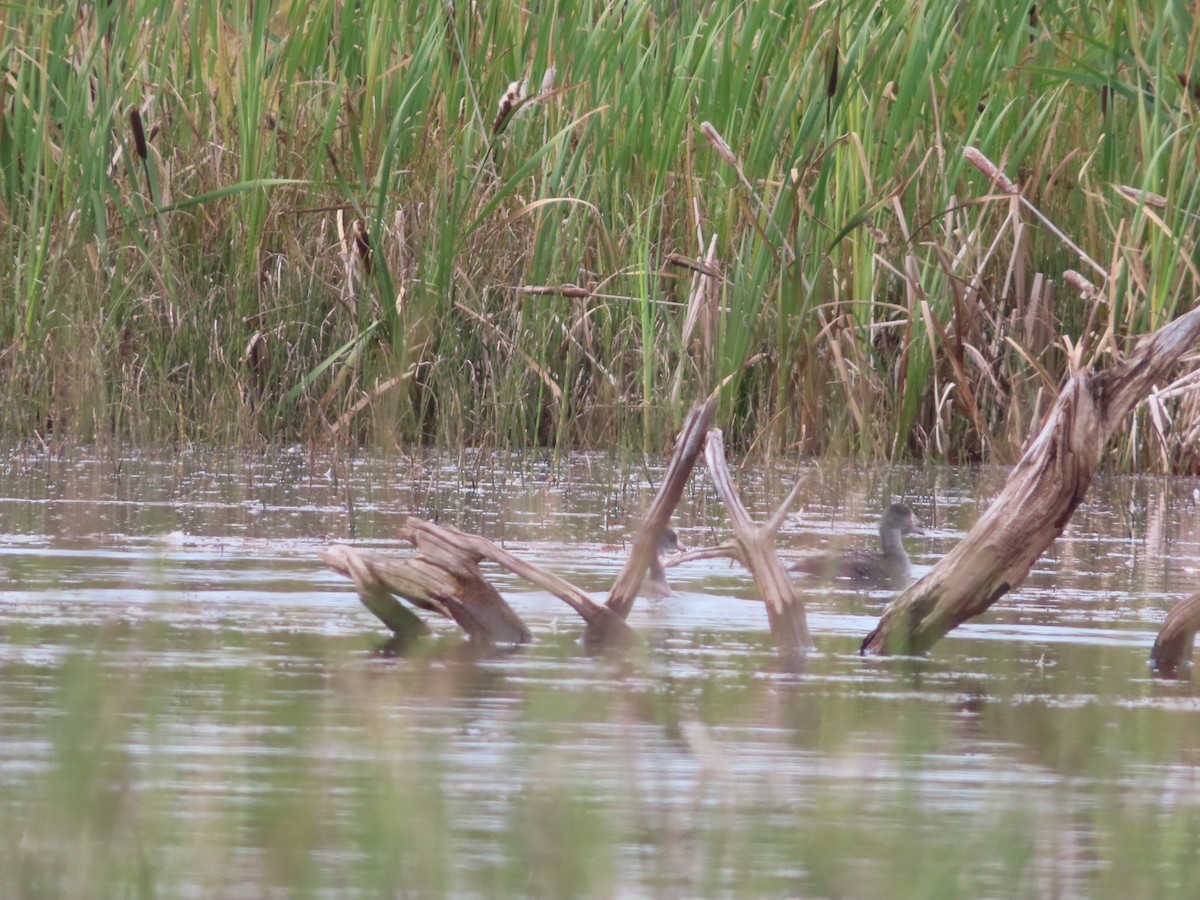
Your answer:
1150,592 -> 1200,678
321,534 -> 531,644
403,517 -> 637,649
862,307 -> 1200,656
322,516 -> 642,647
704,429 -> 812,666
319,399 -> 824,663
321,544 -> 431,641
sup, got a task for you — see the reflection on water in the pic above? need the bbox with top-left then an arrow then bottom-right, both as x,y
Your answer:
1,449 -> 1199,896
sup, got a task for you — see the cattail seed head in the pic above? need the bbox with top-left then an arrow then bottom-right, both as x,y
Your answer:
492,80 -> 526,133
962,147 -> 1017,193
129,107 -> 147,161
700,121 -> 739,170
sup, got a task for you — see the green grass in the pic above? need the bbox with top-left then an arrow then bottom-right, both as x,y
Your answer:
1,0 -> 1198,467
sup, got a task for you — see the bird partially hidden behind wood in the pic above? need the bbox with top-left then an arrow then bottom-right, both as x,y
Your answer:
788,503 -> 925,590
640,528 -> 687,600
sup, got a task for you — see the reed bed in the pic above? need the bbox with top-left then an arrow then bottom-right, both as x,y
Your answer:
2,0 -> 1198,468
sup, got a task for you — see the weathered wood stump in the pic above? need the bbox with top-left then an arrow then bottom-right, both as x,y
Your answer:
862,307 -> 1200,656
1150,592 -> 1200,678
321,517 -> 643,647
321,524 -> 532,644
321,544 -> 431,641
703,429 -> 812,666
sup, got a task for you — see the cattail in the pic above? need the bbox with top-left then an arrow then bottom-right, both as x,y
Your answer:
129,106 -> 147,161
492,80 -> 525,133
700,121 -> 739,171
962,147 -> 1017,193
1178,73 -> 1200,104
540,67 -> 555,95
1063,269 -> 1102,300
825,45 -> 839,99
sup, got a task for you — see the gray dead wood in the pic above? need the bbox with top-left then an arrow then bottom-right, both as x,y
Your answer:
403,518 -> 637,649
665,543 -> 740,567
321,532 -> 529,643
704,428 -> 813,666
1150,592 -> 1200,678
320,544 -> 431,640
322,515 -> 638,647
862,306 -> 1200,656
599,399 -> 716,627
321,404 -> 719,651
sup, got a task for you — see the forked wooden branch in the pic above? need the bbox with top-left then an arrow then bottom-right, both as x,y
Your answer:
665,542 -> 740,567
322,402 -> 717,651
704,428 -> 812,666
404,518 -> 637,648
1150,592 -> 1200,678
321,544 -> 432,640
862,306 -> 1200,656
321,528 -> 531,643
322,517 -> 639,647
600,399 -> 716,623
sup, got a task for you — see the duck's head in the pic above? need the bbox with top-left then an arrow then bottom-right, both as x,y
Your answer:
657,527 -> 686,556
881,503 -> 924,536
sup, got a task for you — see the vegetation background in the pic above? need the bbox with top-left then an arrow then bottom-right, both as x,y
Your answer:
2,0 -> 1198,468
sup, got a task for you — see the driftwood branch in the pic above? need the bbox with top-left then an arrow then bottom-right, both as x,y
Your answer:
402,517 -> 639,645
321,530 -> 530,644
1150,592 -> 1200,678
862,307 -> 1200,656
322,517 -> 640,647
321,544 -> 432,640
321,404 -> 720,651
600,399 -> 716,624
665,542 -> 740,567
704,429 -> 812,665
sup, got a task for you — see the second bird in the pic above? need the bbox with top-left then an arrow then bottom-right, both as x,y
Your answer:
789,503 -> 925,590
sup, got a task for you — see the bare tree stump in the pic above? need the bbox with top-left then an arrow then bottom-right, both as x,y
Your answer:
321,544 -> 431,641
862,307 -> 1200,656
403,518 -> 637,649
1150,592 -> 1200,678
704,428 -> 813,666
321,534 -> 531,644
323,404 -> 719,651
323,515 -> 640,648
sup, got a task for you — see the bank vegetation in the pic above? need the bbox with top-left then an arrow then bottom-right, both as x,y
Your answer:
2,0 -> 1198,470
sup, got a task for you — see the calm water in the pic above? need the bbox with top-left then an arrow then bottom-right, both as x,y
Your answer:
2,449 -> 1200,898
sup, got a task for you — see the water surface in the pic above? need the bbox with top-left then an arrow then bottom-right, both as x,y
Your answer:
2,449 -> 1199,898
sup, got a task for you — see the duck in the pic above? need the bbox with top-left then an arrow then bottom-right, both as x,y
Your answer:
788,503 -> 925,590
640,528 -> 687,600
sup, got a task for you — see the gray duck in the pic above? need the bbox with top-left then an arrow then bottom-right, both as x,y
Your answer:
640,528 -> 686,600
789,503 -> 924,590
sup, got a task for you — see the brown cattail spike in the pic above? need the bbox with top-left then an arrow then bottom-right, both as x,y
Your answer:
129,107 -> 147,161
